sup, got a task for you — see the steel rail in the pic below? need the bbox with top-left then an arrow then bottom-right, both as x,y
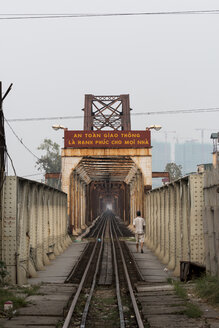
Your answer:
110,217 -> 125,328
80,219 -> 107,327
65,243 -> 89,284
62,216 -> 107,328
112,216 -> 144,281
126,244 -> 145,282
112,220 -> 144,328
89,215 -> 104,238
113,216 -> 123,237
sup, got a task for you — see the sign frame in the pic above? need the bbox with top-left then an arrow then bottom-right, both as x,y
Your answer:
64,130 -> 151,149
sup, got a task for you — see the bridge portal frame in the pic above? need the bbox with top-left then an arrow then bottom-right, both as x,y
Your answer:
61,147 -> 152,234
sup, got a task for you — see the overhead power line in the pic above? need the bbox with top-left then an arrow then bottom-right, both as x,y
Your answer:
22,173 -> 44,178
6,107 -> 219,123
1,9 -> 219,20
5,119 -> 40,160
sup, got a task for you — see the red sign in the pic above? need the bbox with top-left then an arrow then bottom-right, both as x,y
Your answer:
64,130 -> 151,149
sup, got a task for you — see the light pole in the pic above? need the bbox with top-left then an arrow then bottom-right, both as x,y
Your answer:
146,125 -> 162,131
52,125 -> 67,131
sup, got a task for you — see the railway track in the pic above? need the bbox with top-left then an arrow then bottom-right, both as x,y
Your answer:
2,212 -> 217,327
63,211 -> 146,328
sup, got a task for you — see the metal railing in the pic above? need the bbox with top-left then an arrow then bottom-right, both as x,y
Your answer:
144,173 -> 205,276
1,176 -> 71,284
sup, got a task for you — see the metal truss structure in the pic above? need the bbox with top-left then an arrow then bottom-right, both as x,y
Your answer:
83,94 -> 131,131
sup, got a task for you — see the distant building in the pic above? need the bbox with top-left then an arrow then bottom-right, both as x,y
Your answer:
152,140 -> 171,171
45,172 -> 61,190
197,163 -> 213,173
175,141 -> 212,175
210,132 -> 219,168
151,140 -> 213,188
152,140 -> 171,188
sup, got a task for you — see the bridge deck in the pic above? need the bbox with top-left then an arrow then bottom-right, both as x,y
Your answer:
27,240 -> 170,285
1,236 -> 219,328
126,241 -> 171,283
28,241 -> 87,285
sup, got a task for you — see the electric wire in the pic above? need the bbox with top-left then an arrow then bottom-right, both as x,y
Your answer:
0,9 -> 219,21
21,173 -> 44,178
5,149 -> 16,176
0,130 -> 17,178
5,119 -> 40,160
7,107 -> 219,123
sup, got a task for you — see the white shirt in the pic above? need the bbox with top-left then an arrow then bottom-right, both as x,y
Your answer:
133,216 -> 145,234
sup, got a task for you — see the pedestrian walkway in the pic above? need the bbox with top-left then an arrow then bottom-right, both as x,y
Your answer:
0,241 -> 88,328
126,241 -> 171,282
28,240 -> 87,284
126,241 -> 219,328
1,283 -> 76,328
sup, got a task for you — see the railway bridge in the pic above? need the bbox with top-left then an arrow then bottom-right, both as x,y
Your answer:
61,94 -> 152,233
61,94 -> 219,279
1,94 -> 219,287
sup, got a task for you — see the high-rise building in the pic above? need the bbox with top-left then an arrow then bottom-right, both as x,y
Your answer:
175,141 -> 212,175
151,141 -> 171,188
151,140 -> 212,188
152,140 -> 171,171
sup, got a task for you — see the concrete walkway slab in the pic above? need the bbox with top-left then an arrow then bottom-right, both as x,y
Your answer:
126,241 -> 171,283
28,241 -> 87,284
136,285 -> 174,292
18,300 -> 66,316
146,315 -> 200,328
1,284 -> 77,328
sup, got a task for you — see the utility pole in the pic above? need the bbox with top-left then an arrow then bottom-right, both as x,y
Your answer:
0,82 -> 12,219
0,82 -> 5,189
0,81 -> 5,229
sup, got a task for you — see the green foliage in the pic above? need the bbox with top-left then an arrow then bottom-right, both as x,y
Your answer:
165,162 -> 182,181
36,138 -> 61,173
0,288 -> 27,311
172,281 -> 203,318
0,261 -> 8,284
194,275 -> 219,304
56,320 -> 65,328
0,285 -> 41,317
19,285 -> 41,296
173,281 -> 187,300
183,302 -> 203,318
166,277 -> 174,284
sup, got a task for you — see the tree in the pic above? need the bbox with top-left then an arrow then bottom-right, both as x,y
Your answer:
165,162 -> 182,182
36,138 -> 61,173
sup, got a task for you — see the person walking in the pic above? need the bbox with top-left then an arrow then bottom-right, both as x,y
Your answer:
133,210 -> 145,253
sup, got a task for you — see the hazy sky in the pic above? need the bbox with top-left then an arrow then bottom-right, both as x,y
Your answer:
1,0 -> 219,180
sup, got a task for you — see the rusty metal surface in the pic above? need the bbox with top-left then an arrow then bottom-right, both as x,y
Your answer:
145,173 -> 205,276
2,176 -> 71,284
45,173 -> 61,179
76,156 -> 136,181
62,148 -> 151,157
61,94 -> 152,234
152,172 -> 169,178
62,148 -> 152,228
203,167 -> 219,276
83,94 -> 131,131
